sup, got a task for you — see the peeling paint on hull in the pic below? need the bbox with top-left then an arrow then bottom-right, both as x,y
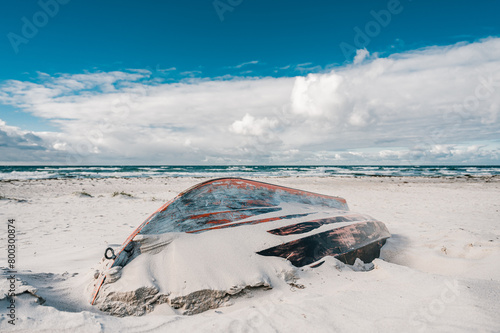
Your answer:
90,178 -> 390,305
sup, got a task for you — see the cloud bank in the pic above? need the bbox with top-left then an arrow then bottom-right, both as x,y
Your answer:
1,38 -> 499,165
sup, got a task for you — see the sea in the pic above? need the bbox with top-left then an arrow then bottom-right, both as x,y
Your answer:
0,165 -> 499,181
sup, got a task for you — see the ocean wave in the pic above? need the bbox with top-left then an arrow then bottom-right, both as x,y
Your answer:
0,171 -> 59,180
1,166 -> 499,180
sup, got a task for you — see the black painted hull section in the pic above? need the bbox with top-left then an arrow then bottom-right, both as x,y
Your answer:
258,221 -> 390,266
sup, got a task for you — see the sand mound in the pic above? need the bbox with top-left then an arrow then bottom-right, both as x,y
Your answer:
89,227 -> 297,316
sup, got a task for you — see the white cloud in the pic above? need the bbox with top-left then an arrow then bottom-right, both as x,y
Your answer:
233,60 -> 259,69
1,38 -> 500,164
0,119 -> 71,164
353,48 -> 370,64
290,72 -> 344,118
230,114 -> 278,136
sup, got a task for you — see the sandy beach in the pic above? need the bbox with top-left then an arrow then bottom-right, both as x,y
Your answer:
1,176 -> 499,332
2,0 -> 499,331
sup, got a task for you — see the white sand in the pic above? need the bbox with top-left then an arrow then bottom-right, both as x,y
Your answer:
1,176 -> 499,332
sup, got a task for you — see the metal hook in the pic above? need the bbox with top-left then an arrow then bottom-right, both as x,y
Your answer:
104,247 -> 116,260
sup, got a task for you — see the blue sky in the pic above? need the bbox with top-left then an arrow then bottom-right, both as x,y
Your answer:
1,0 -> 499,165
1,0 -> 498,82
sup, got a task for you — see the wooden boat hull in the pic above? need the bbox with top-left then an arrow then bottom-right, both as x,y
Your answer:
90,178 -> 390,304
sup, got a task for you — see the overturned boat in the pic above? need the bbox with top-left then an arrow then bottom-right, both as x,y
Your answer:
90,178 -> 390,315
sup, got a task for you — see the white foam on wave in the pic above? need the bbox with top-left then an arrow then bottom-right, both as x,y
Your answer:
0,171 -> 58,180
1,166 -> 500,180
